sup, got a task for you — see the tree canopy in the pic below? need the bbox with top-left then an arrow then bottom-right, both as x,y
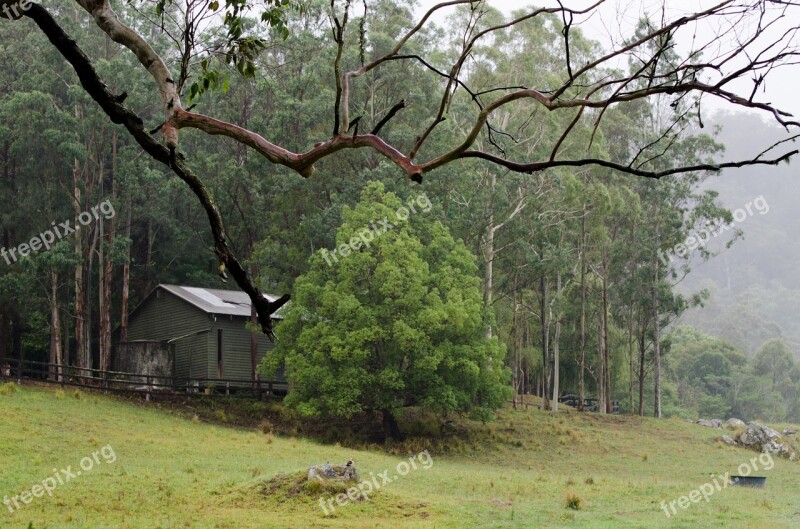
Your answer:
264,182 -> 510,437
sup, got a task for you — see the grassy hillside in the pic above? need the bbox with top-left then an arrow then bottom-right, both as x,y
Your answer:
1,383 -> 798,529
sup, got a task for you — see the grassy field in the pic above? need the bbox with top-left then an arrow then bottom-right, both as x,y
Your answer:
1,382 -> 799,529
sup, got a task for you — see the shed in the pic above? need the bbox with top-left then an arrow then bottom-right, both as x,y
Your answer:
115,284 -> 285,388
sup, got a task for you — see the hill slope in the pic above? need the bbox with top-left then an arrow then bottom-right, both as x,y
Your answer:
1,384 -> 798,528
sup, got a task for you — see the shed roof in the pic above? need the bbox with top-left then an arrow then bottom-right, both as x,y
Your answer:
159,284 -> 285,319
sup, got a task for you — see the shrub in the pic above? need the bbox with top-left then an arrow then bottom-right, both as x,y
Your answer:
565,492 -> 583,510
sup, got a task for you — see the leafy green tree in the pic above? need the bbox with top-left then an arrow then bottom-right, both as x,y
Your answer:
263,182 -> 510,439
753,339 -> 795,390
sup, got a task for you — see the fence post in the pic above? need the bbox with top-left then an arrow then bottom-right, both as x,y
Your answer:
225,382 -> 230,397
146,375 -> 151,402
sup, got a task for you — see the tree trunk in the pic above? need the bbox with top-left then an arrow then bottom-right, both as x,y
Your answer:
99,246 -> 113,373
511,292 -> 519,410
551,273 -> 561,412
73,159 -> 88,373
484,172 -> 495,339
145,218 -> 155,294
86,207 -> 98,373
49,271 -> 63,381
12,311 -> 21,378
382,410 -> 403,441
597,314 -> 605,413
99,131 -> 118,375
0,302 -> 7,370
638,322 -> 646,416
578,214 -> 586,412
602,251 -> 611,414
652,262 -> 662,418
119,198 -> 132,343
628,306 -> 635,415
98,211 -> 107,373
540,275 -> 550,411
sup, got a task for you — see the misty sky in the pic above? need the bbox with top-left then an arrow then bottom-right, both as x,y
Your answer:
415,0 -> 799,122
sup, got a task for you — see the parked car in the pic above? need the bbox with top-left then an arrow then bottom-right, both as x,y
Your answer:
581,398 -> 622,413
555,394 -> 621,413
558,393 -> 580,407
583,398 -> 599,412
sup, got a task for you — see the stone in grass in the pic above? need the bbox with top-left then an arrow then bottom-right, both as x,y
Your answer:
696,419 -> 722,429
307,459 -> 359,484
726,418 -> 746,429
737,422 -> 799,461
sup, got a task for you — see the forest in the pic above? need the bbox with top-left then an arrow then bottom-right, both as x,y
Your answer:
1,0 -> 799,427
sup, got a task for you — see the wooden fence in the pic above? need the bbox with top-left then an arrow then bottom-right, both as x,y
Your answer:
0,358 -> 286,400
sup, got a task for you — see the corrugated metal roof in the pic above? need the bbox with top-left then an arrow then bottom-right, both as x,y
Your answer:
159,284 -> 285,318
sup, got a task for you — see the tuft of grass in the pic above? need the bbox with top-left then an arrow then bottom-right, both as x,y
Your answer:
0,382 -> 18,395
584,477 -> 595,485
564,492 -> 583,510
260,419 -> 273,435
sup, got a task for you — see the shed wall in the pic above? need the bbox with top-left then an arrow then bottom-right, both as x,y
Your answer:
124,290 -> 213,379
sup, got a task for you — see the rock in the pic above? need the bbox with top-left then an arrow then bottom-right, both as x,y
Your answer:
697,419 -> 722,429
308,460 -> 359,483
726,418 -> 746,429
783,428 -> 797,436
737,422 -> 799,461
719,435 -> 737,446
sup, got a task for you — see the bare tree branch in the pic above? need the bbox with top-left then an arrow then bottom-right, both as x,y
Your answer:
24,3 -> 286,337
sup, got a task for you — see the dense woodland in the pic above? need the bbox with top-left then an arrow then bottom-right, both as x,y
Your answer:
1,1 -> 799,424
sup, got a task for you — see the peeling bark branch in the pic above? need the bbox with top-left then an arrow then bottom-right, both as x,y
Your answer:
75,0 -> 182,148
49,0 -> 797,183
25,4 -> 286,336
170,108 -> 423,178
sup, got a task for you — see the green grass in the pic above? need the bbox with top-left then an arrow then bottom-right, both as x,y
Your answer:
1,383 -> 799,528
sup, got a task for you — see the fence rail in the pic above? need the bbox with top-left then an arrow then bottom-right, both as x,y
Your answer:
0,358 -> 285,400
